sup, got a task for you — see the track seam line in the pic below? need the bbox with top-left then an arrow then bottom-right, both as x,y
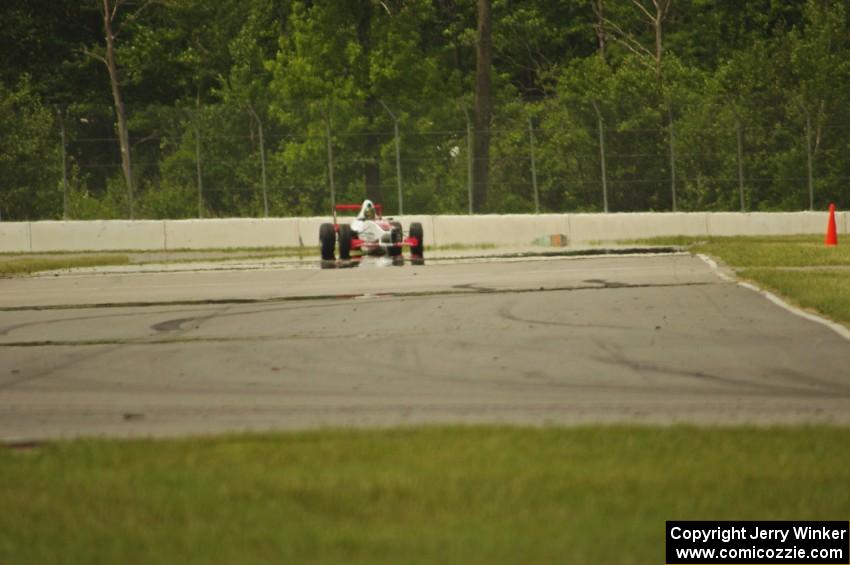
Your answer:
0,281 -> 714,313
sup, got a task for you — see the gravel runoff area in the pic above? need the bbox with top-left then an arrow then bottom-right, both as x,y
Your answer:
1,251 -> 849,440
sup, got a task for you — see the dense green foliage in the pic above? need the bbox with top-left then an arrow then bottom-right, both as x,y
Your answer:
1,0 -> 848,219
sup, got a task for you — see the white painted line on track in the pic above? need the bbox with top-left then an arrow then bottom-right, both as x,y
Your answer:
737,282 -> 850,342
697,253 -> 850,342
696,253 -> 735,282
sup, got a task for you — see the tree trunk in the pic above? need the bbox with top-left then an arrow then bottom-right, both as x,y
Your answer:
101,0 -> 134,219
654,2 -> 663,82
364,119 -> 383,205
359,6 -> 382,205
473,0 -> 492,213
592,0 -> 607,62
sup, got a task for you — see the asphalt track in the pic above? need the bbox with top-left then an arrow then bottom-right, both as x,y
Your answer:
1,252 -> 850,440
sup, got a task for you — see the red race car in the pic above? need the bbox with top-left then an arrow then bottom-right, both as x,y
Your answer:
319,200 -> 424,261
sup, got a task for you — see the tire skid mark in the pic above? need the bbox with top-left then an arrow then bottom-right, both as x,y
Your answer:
1,283 -> 722,348
151,309 -> 224,333
497,301 -> 641,332
592,340 -> 850,398
0,306 -> 211,338
0,344 -> 123,390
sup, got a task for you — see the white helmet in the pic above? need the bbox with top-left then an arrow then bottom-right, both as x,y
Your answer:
358,199 -> 376,220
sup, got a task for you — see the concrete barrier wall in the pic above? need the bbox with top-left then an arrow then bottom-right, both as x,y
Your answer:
569,213 -> 709,243
0,222 -> 30,253
0,211 -> 844,252
30,220 -> 165,252
297,217 -> 334,249
432,214 -> 568,247
706,212 -> 830,237
164,218 -> 301,250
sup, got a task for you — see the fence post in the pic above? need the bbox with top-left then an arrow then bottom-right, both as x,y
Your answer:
126,130 -> 134,220
57,107 -> 69,220
591,100 -> 609,213
194,114 -> 203,219
462,106 -> 474,214
528,114 -> 539,213
803,106 -> 814,211
668,104 -> 677,212
379,100 -> 403,215
247,104 -> 269,218
325,111 -> 336,215
735,117 -> 745,211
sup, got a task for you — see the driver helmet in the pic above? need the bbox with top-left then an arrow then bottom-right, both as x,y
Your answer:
363,200 -> 376,219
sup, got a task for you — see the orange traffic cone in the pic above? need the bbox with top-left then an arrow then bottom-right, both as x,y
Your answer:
825,203 -> 838,246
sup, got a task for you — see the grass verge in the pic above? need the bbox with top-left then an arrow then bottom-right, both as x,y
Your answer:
0,243 -> 496,275
0,254 -> 130,276
2,426 -> 849,564
741,268 -> 850,323
635,235 -> 850,268
633,235 -> 850,325
0,248 -> 317,275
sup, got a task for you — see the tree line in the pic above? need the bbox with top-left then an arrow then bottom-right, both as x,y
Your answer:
1,0 -> 848,221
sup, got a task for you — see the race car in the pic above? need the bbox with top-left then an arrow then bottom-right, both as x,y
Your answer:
319,199 -> 424,261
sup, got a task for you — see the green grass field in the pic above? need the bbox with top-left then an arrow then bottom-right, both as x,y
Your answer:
2,426 -> 849,564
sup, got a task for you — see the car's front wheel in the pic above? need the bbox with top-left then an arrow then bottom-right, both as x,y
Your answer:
388,221 -> 403,256
409,222 -> 424,256
319,223 -> 336,261
339,224 -> 352,260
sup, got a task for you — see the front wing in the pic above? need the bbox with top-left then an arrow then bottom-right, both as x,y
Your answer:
351,236 -> 420,253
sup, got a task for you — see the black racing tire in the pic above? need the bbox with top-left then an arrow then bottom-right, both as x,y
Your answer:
319,223 -> 336,261
409,222 -> 424,256
338,224 -> 352,260
388,221 -> 403,256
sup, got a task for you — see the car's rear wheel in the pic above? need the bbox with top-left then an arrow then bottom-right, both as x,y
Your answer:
319,223 -> 336,261
338,224 -> 352,260
409,222 -> 424,256
388,221 -> 402,256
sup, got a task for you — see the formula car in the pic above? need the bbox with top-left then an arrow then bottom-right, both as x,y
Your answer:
319,199 -> 424,261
